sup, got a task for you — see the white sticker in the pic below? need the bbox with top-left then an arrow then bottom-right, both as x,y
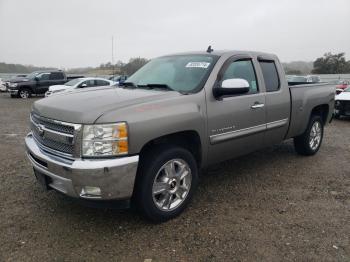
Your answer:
185,62 -> 210,68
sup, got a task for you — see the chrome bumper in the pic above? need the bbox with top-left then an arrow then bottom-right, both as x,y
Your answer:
25,133 -> 139,200
9,89 -> 18,95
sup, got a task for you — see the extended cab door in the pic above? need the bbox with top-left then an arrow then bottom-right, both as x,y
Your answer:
206,55 -> 266,164
35,73 -> 51,94
49,72 -> 66,86
256,56 -> 290,146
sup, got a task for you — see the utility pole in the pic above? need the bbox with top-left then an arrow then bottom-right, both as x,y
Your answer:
111,36 -> 115,77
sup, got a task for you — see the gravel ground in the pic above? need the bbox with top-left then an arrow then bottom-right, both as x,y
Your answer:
0,93 -> 349,261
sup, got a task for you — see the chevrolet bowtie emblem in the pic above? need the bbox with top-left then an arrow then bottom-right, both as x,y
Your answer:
37,124 -> 45,137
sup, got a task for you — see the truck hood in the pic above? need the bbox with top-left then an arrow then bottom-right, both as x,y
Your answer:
9,77 -> 31,83
49,85 -> 69,91
336,91 -> 350,101
33,86 -> 180,124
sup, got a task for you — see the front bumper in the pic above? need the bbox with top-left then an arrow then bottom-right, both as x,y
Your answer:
9,89 -> 18,95
25,133 -> 139,200
335,100 -> 350,116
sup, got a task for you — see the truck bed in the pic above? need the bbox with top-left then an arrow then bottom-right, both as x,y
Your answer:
286,83 -> 335,139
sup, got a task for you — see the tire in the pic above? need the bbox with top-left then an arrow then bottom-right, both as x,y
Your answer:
19,88 -> 31,99
294,115 -> 324,156
133,145 -> 198,223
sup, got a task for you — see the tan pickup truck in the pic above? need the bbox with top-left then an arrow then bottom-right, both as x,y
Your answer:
25,50 -> 335,222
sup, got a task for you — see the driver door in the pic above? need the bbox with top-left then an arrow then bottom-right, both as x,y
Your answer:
36,73 -> 51,94
206,55 -> 266,165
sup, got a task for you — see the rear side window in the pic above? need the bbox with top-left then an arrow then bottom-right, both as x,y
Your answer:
95,80 -> 109,86
259,61 -> 280,92
50,72 -> 65,80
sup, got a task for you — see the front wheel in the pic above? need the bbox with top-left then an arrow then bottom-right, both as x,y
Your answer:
19,88 -> 31,99
294,115 -> 324,156
134,146 -> 198,223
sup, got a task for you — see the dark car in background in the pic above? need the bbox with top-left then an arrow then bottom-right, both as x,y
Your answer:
7,70 -> 82,98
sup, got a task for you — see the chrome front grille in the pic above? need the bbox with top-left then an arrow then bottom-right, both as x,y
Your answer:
31,113 -> 74,135
30,113 -> 81,159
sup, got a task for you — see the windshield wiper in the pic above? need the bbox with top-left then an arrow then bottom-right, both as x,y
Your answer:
137,84 -> 175,91
119,81 -> 136,88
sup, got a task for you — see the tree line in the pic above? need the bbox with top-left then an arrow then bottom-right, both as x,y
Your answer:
311,52 -> 350,74
0,62 -> 55,74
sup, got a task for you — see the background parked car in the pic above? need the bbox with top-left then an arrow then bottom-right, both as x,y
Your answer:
336,80 -> 349,90
8,70 -> 68,98
289,75 -> 321,84
45,77 -> 115,97
288,76 -> 308,83
109,75 -> 128,84
0,78 -> 7,92
334,86 -> 350,118
305,75 -> 321,83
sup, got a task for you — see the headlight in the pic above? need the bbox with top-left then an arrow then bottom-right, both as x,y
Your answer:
9,83 -> 18,88
82,123 -> 128,157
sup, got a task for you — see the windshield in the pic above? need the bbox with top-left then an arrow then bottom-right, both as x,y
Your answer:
344,87 -> 350,92
125,55 -> 217,93
64,78 -> 82,86
26,72 -> 40,79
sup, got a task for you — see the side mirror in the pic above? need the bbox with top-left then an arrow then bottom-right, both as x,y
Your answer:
80,83 -> 87,88
34,76 -> 40,81
213,78 -> 250,98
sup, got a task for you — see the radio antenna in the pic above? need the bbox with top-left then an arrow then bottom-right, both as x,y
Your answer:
206,45 -> 214,53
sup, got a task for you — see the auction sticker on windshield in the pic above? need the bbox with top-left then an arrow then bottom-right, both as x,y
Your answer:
186,62 -> 210,68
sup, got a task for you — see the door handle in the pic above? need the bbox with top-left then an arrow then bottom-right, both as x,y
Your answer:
251,103 -> 265,109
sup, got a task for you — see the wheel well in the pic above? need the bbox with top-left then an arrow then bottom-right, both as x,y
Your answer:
311,104 -> 329,124
139,131 -> 202,167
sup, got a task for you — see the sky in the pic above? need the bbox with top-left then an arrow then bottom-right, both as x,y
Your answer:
0,0 -> 349,69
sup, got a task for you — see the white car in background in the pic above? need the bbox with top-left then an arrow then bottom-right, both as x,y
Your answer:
0,78 -> 7,92
334,87 -> 350,118
45,77 -> 115,97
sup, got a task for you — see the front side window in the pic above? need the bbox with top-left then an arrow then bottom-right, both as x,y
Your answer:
126,55 -> 217,93
259,61 -> 280,92
95,80 -> 109,86
222,60 -> 258,94
80,80 -> 95,88
37,73 -> 50,81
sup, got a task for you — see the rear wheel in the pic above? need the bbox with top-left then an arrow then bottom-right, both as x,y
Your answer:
134,146 -> 198,223
19,88 -> 31,99
294,115 -> 324,156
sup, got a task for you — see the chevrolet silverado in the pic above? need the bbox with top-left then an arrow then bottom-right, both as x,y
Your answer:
25,50 -> 335,222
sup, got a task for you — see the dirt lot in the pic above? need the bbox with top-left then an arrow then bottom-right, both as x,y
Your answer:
0,93 -> 349,261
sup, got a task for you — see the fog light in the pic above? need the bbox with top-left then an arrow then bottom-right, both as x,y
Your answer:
80,186 -> 101,198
